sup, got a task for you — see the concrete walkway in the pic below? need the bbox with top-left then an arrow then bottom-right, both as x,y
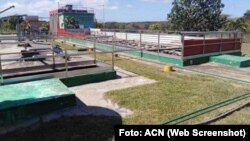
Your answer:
69,67 -> 156,117
42,67 -> 156,121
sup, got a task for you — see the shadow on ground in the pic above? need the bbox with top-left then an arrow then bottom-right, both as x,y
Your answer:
0,98 -> 122,141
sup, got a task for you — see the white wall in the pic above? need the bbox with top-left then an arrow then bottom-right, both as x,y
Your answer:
91,29 -> 183,48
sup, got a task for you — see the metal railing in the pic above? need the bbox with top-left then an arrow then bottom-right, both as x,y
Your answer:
0,45 -> 103,85
91,30 -> 243,59
181,31 -> 242,59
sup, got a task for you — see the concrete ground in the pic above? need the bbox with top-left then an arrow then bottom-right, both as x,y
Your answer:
0,67 -> 156,134
43,67 -> 156,120
187,63 -> 250,82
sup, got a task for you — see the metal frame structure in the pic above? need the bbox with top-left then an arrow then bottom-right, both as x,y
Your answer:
0,34 -> 116,85
181,31 -> 242,59
0,29 -> 242,84
89,29 -> 243,65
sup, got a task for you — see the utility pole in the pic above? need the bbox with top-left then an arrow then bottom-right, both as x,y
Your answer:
0,5 -> 15,14
102,5 -> 105,29
97,5 -> 105,29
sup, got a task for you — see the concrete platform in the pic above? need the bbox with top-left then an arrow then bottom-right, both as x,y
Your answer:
210,55 -> 250,67
0,67 -> 155,135
2,61 -> 114,85
0,79 -> 76,126
187,63 -> 250,83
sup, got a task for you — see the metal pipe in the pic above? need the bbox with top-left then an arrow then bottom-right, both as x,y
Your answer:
183,41 -> 239,48
52,47 -> 55,70
65,48 -> 68,78
0,55 -> 3,85
202,34 -> 206,54
158,32 -> 161,56
140,31 -> 142,57
112,36 -> 115,70
195,101 -> 250,125
126,31 -> 128,42
181,34 -> 185,59
94,36 -> 97,64
180,31 -> 239,35
219,33 -> 223,54
0,5 -> 15,14
162,92 -> 250,125
234,33 -> 237,50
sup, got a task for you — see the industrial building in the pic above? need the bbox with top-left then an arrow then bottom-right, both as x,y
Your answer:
49,4 -> 95,39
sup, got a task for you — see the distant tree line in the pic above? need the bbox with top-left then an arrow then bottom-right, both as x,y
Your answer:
0,16 -> 22,33
95,21 -> 172,31
0,16 -> 49,33
96,0 -> 250,33
1,0 -> 250,34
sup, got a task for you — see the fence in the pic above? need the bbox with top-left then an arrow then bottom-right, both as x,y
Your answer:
90,30 -> 242,59
0,36 -> 116,85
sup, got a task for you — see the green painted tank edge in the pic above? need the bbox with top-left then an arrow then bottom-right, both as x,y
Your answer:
60,70 -> 117,87
209,54 -> 250,68
65,38 -> 243,67
0,94 -> 76,126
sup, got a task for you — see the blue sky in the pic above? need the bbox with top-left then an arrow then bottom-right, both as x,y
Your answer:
0,0 -> 249,22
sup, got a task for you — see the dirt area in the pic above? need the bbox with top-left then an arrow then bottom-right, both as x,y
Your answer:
187,63 -> 250,82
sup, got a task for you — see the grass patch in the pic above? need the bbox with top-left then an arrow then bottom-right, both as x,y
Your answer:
48,40 -> 250,125
104,55 -> 250,124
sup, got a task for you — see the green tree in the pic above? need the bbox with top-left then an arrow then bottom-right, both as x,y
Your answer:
243,10 -> 250,21
126,23 -> 140,30
148,23 -> 161,30
224,18 -> 248,33
0,16 -> 23,32
119,24 -> 126,29
41,22 -> 49,30
95,22 -> 103,28
168,0 -> 226,31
